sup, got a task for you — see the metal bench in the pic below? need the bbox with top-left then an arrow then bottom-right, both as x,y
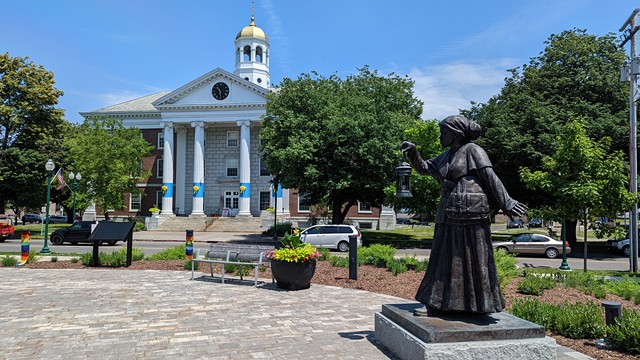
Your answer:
191,243 -> 274,286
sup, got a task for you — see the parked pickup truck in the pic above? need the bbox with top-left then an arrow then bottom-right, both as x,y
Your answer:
0,215 -> 15,242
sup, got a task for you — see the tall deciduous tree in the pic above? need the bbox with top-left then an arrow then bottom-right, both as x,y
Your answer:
261,67 -> 423,224
384,118 -> 442,221
0,53 -> 68,213
463,29 -> 627,206
66,117 -> 152,219
520,118 -> 634,256
462,29 -> 628,242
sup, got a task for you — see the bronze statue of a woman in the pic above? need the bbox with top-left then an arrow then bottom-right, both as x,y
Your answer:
401,115 -> 526,316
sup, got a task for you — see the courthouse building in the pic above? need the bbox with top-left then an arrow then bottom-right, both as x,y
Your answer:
80,14 -> 394,230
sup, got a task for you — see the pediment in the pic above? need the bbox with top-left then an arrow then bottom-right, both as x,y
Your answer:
152,68 -> 267,109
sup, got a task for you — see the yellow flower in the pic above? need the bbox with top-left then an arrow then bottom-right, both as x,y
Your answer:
161,185 -> 168,192
193,185 -> 200,194
293,228 -> 300,235
239,185 -> 247,192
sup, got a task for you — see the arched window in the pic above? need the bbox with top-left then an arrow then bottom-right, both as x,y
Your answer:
256,46 -> 263,63
243,46 -> 251,62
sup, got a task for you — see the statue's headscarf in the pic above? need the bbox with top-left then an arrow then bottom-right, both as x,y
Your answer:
440,115 -> 482,141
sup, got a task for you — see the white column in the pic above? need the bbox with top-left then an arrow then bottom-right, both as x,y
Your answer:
190,121 -> 205,217
237,120 -> 252,217
175,127 -> 187,215
160,122 -> 175,217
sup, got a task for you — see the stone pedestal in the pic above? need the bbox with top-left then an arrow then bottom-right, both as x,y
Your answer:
374,303 -> 556,360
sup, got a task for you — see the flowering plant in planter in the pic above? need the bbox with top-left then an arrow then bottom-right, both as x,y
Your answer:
266,229 -> 321,263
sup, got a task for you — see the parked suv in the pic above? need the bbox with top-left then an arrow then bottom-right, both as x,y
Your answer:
50,221 -> 101,245
47,215 -> 68,224
21,214 -> 43,224
507,218 -> 525,229
300,224 -> 361,252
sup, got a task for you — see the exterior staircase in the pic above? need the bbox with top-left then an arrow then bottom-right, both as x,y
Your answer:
205,216 -> 264,233
155,216 -> 264,233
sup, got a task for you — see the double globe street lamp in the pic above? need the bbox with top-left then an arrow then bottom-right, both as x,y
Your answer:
69,172 -> 81,222
40,159 -> 55,254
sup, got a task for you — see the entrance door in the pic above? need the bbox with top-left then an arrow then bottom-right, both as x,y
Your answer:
224,191 -> 239,216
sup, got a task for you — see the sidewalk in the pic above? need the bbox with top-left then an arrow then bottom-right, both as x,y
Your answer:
133,230 -> 268,243
0,268 -> 592,359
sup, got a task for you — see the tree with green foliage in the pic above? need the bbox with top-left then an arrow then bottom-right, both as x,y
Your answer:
261,67 -> 423,224
520,118 -> 634,254
384,118 -> 442,221
0,52 -> 68,213
462,29 -> 628,242
66,117 -> 153,219
463,29 -> 627,203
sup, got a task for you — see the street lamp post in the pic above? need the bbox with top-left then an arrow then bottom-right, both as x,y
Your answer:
40,159 -> 55,254
69,172 -> 81,222
559,219 -> 571,271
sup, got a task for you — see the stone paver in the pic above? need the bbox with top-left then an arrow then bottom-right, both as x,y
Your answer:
0,268 -> 592,359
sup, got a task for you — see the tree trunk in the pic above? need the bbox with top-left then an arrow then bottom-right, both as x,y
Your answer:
583,212 -> 588,272
332,200 -> 355,224
565,220 -> 577,248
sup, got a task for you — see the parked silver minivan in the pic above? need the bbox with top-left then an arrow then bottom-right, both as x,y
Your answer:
300,224 -> 362,252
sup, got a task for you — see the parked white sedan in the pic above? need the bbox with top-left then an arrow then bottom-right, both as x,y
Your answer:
300,224 -> 362,252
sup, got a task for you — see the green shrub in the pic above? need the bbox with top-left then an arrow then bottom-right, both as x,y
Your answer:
510,298 -> 558,330
605,276 -> 640,301
148,244 -> 186,260
554,301 -> 606,339
262,222 -> 293,237
235,265 -> 252,278
50,256 -> 58,263
185,260 -> 199,270
494,249 -> 518,286
317,248 -> 330,261
386,258 -> 407,276
517,275 -> 557,296
358,244 -> 396,267
81,248 -> 145,267
224,264 -> 237,273
413,259 -> 429,272
1,255 -> 17,267
28,250 -> 39,263
606,308 -> 640,354
70,257 -> 79,264
133,221 -> 145,232
328,255 -> 349,267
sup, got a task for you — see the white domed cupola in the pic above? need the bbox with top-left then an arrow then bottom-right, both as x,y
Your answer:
234,13 -> 270,89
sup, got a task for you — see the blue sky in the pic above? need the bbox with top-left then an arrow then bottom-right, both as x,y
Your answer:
3,0 -> 633,123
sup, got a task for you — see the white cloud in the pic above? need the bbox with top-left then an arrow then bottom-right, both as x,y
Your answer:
409,59 -> 519,120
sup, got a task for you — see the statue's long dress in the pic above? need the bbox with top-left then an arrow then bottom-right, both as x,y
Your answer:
407,143 -> 518,314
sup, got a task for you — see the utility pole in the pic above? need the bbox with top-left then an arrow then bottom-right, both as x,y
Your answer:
620,8 -> 640,272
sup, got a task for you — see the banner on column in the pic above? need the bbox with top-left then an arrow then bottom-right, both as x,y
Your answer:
162,183 -> 174,197
185,229 -> 194,260
192,182 -> 204,197
239,183 -> 251,198
19,230 -> 30,265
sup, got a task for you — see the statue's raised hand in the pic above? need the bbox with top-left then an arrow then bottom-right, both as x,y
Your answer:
400,141 -> 416,151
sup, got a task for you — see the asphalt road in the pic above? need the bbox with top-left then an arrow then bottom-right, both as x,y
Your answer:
0,237 -> 633,272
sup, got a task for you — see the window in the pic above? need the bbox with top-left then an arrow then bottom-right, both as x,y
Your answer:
259,191 -> 271,211
224,191 -> 239,209
298,194 -> 310,212
157,132 -> 164,150
156,191 -> 163,209
243,45 -> 251,61
129,193 -> 141,211
227,131 -> 239,147
226,159 -> 238,177
256,46 -> 263,63
157,159 -> 163,178
259,159 -> 270,176
358,201 -> 372,213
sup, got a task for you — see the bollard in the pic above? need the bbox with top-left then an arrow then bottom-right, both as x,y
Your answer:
19,230 -> 30,265
185,230 -> 194,260
602,301 -> 622,326
348,235 -> 358,280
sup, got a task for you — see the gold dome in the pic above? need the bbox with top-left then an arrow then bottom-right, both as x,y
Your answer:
235,17 -> 269,42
